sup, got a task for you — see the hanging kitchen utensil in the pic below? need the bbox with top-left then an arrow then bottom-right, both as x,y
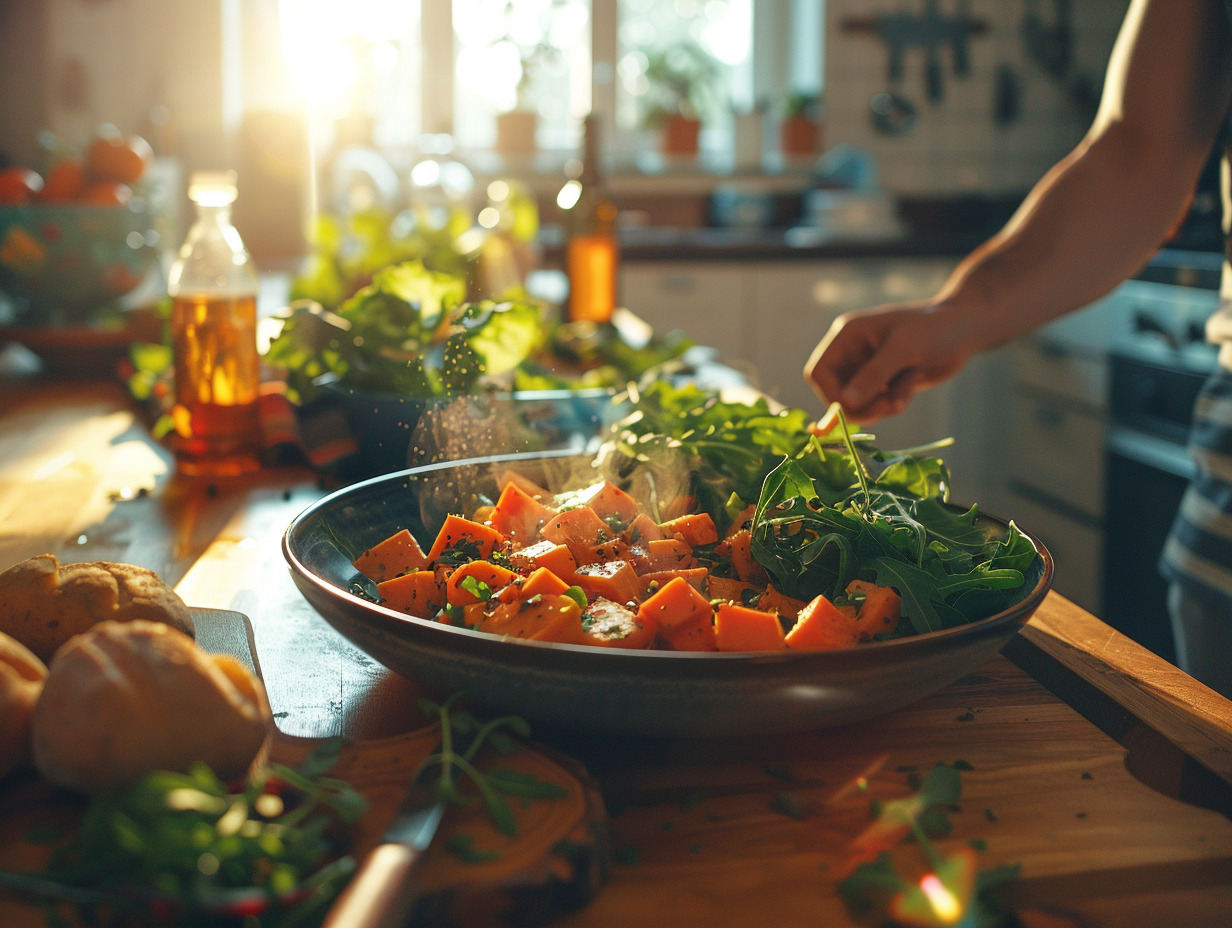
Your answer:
871,11 -> 919,135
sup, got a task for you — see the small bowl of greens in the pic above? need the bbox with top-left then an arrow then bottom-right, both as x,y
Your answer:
264,261 -> 694,483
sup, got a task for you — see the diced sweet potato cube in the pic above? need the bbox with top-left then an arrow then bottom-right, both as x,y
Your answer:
353,529 -> 430,582
541,507 -> 616,564
636,576 -> 712,638
665,618 -> 719,652
564,481 -> 640,525
623,513 -> 665,545
785,595 -> 860,651
479,594 -> 587,645
509,539 -> 578,583
723,529 -> 767,584
426,515 -> 506,562
583,538 -> 634,565
706,575 -> 758,605
445,560 -> 519,607
581,598 -> 656,650
497,565 -> 573,604
758,585 -> 809,620
659,495 -> 696,521
659,512 -> 719,547
639,567 -> 708,597
377,570 -> 444,617
488,482 -> 559,546
573,559 -> 641,606
498,468 -> 552,502
847,579 -> 902,640
644,538 -> 697,572
714,602 -> 787,652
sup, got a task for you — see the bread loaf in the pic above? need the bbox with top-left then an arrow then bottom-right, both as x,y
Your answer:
32,620 -> 272,793
0,555 -> 194,662
0,631 -> 47,779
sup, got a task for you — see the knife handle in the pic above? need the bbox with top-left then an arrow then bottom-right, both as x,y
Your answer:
322,841 -> 425,928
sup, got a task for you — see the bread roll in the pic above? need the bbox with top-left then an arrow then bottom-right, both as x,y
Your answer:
0,555 -> 194,662
0,631 -> 48,779
32,620 -> 272,793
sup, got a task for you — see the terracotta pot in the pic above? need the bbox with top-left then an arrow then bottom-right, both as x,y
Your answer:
495,111 -> 538,156
779,114 -> 822,159
660,114 -> 701,157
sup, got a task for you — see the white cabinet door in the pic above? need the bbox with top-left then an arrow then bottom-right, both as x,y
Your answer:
620,263 -> 754,370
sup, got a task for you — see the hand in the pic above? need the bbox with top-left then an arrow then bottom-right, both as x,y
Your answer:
803,301 -> 974,424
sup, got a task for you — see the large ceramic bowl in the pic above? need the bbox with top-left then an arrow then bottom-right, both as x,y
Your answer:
283,449 -> 1055,737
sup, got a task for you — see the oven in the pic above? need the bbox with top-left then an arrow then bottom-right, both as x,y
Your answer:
1101,250 -> 1223,663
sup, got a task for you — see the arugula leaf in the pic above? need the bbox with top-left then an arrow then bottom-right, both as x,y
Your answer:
750,406 -> 1038,634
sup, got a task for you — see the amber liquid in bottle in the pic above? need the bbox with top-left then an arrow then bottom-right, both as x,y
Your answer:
170,293 -> 262,476
565,116 -> 618,324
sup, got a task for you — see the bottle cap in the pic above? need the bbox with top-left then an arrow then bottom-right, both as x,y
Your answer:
188,170 -> 238,207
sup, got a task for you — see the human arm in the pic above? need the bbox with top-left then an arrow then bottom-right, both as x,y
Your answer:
805,0 -> 1232,422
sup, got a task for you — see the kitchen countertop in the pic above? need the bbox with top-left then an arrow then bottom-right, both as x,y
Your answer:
2,375 -> 1232,926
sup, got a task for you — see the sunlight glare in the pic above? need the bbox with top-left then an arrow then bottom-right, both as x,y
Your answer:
919,873 -> 962,923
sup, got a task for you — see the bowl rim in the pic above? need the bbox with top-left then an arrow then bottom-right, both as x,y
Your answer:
282,448 -> 1056,665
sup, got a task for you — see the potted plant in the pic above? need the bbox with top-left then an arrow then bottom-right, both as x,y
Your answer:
638,42 -> 724,158
779,90 -> 824,160
495,44 -> 552,157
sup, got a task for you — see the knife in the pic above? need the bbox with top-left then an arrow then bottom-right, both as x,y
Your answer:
321,774 -> 447,928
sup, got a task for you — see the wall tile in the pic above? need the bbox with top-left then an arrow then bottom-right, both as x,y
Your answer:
824,0 -> 1129,196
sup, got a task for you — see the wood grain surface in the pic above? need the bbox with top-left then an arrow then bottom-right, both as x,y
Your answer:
4,377 -> 1232,927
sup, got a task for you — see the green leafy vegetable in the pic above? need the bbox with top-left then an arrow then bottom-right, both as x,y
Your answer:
414,693 -> 568,839
750,407 -> 1037,634
596,381 -> 814,531
0,742 -> 368,927
266,261 -> 543,404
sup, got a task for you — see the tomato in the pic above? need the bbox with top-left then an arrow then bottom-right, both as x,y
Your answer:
85,133 -> 153,185
0,166 -> 43,204
37,160 -> 87,202
79,182 -> 133,206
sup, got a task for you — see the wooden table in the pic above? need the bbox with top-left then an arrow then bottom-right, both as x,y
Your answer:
3,375 -> 1232,927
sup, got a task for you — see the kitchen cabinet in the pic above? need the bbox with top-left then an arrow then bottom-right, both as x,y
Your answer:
995,291 -> 1125,616
620,263 -> 755,369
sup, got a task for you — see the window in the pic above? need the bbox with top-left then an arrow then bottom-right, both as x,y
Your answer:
267,0 -> 822,170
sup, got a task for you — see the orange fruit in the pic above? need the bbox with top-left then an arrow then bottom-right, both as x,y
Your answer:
85,134 -> 153,185
0,166 -> 44,204
79,182 -> 133,206
37,160 -> 87,202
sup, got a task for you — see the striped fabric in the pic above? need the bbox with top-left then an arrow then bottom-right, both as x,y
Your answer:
1162,367 -> 1232,601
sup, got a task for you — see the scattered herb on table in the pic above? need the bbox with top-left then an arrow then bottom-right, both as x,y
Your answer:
415,693 -> 569,843
839,764 -> 1020,928
0,741 -> 368,928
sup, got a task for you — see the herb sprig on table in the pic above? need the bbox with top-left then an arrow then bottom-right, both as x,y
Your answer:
416,693 -> 568,842
1,742 -> 368,927
840,764 -> 1020,928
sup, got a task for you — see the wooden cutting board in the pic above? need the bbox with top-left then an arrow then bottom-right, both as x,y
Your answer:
0,609 -> 611,928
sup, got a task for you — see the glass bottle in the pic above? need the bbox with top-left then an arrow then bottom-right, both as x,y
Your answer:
166,170 -> 262,477
561,115 -> 618,324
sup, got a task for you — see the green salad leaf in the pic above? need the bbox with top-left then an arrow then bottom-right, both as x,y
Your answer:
265,261 -> 544,404
750,408 -> 1037,635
